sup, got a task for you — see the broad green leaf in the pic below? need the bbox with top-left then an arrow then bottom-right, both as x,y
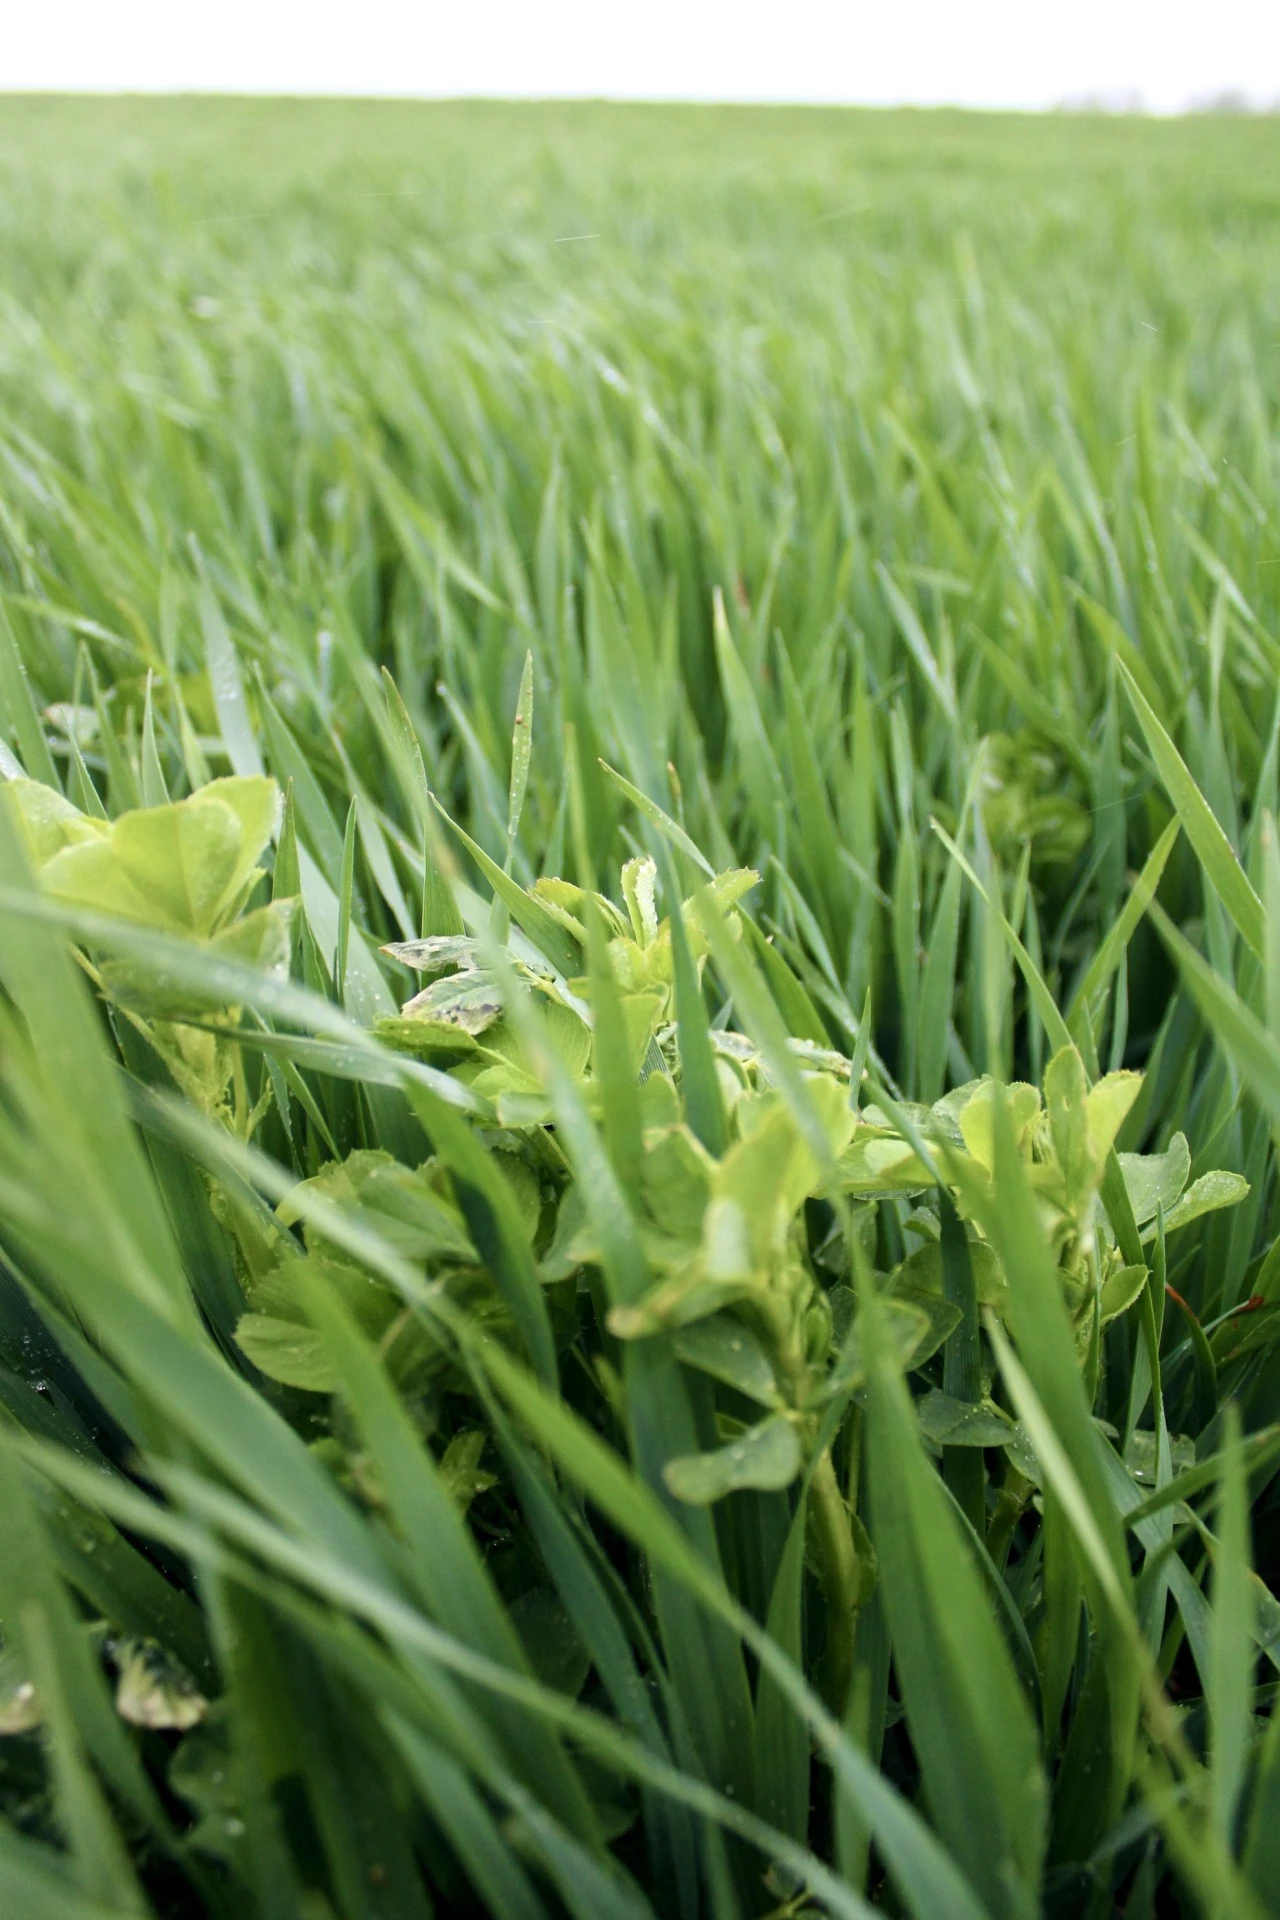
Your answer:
669,1313 -> 780,1407
1119,1134 -> 1191,1227
40,778 -> 278,937
663,1416 -> 803,1505
1157,1171 -> 1250,1239
233,1313 -> 334,1390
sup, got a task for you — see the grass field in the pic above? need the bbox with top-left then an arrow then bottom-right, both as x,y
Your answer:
1,95 -> 1280,1919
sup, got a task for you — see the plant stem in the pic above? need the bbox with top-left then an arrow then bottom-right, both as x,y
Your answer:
986,1463 -> 1031,1571
808,1443 -> 861,1719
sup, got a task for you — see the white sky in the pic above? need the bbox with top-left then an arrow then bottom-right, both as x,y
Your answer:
2,0 -> 1278,114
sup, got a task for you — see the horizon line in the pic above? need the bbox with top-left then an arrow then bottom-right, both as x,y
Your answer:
1,87 -> 1278,119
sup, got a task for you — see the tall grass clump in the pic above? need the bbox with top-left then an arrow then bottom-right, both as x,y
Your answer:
1,96 -> 1279,1918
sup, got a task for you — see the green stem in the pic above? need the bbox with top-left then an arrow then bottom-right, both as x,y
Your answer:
985,1462 -> 1031,1571
808,1444 -> 861,1719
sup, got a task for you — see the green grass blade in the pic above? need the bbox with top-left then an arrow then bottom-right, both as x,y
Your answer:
1118,660 -> 1264,961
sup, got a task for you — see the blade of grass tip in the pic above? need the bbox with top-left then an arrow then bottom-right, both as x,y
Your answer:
494,648 -> 535,939
434,796 -> 581,978
710,585 -> 785,845
273,778 -> 300,898
1117,659 -> 1264,962
139,668 -> 169,806
380,665 -> 465,938
1067,817 -> 1181,1032
189,533 -> 263,778
335,795 -> 356,1004
68,737 -> 106,820
1208,1402 -> 1253,1848
848,988 -> 872,1113
0,734 -> 28,780
0,593 -> 58,786
653,841 -> 726,1156
599,758 -> 715,880
853,1235 -> 1047,1920
508,648 -> 534,854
